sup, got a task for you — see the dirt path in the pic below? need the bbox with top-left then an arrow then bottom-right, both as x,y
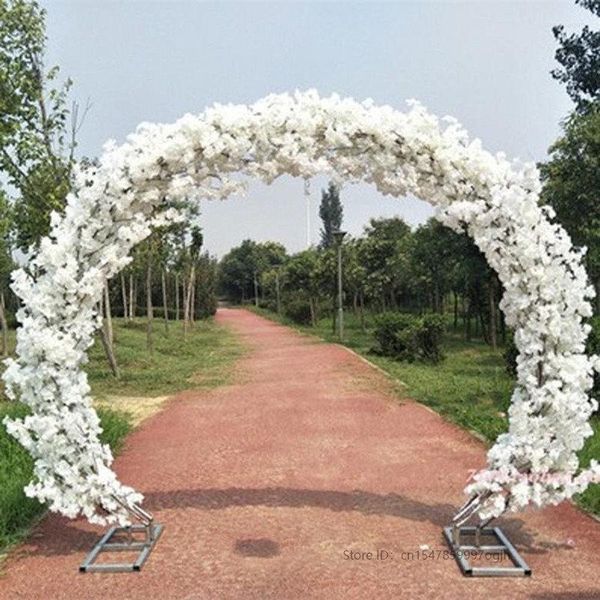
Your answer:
1,308 -> 599,600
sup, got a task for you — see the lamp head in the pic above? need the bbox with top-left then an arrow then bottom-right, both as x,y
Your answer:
332,230 -> 347,245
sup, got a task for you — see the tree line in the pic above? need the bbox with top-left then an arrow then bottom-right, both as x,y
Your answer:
219,0 -> 600,356
2,0 -> 600,371
219,205 -> 505,349
0,0 -> 218,372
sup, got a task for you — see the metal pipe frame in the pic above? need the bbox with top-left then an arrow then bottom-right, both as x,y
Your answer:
443,526 -> 531,577
445,493 -> 531,577
79,498 -> 163,573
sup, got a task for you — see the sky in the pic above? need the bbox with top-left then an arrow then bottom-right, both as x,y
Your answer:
41,0 -> 592,257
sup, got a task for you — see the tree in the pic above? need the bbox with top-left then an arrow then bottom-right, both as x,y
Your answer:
183,226 -> 203,335
540,106 -> 600,309
318,181 -> 343,248
359,217 -> 411,310
219,241 -> 256,302
283,249 -> 321,325
552,0 -> 600,111
411,220 -> 459,314
343,239 -> 367,330
0,0 -> 82,251
0,191 -> 13,356
219,240 -> 286,304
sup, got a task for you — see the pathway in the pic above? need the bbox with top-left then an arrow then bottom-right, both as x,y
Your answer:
1,308 -> 599,599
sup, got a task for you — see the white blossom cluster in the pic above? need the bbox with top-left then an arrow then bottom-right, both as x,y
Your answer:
3,91 -> 599,524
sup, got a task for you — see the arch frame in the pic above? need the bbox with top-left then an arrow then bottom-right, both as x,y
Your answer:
3,90 -> 599,526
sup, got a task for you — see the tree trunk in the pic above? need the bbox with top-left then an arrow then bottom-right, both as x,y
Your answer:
489,277 -> 497,350
0,292 -> 8,358
175,273 -> 180,320
98,298 -> 119,378
434,280 -> 441,313
121,273 -> 128,320
359,290 -> 366,332
466,303 -> 472,341
479,310 -> 489,344
253,272 -> 259,308
453,291 -> 459,330
146,262 -> 153,353
129,274 -> 135,319
309,297 -> 316,327
104,282 -> 114,346
190,276 -> 196,326
182,275 -> 189,337
162,270 -> 169,335
183,266 -> 195,338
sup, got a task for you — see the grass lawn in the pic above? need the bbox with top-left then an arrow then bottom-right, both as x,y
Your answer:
251,305 -> 600,516
86,317 -> 244,398
0,314 -> 243,555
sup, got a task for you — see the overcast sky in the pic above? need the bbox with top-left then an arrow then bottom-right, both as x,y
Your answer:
41,0 -> 592,257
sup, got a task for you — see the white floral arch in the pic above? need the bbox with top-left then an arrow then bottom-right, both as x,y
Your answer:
3,91 -> 600,526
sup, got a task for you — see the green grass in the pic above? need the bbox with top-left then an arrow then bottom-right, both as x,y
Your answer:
251,306 -> 600,516
87,317 -> 244,398
0,314 -> 243,555
578,418 -> 600,515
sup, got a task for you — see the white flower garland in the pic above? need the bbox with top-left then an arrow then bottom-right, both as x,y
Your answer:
3,91 -> 599,525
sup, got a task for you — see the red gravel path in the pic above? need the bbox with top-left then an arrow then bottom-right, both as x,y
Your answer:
1,308 -> 600,600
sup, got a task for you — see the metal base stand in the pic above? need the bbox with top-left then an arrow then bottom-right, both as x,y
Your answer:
80,499 -> 163,573
443,525 -> 531,577
445,492 -> 531,577
80,523 -> 164,573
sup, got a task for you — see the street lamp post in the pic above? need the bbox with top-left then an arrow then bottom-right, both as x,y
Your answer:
332,230 -> 347,341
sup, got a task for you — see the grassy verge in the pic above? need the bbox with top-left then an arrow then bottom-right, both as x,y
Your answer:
87,317 -> 244,398
0,314 -> 243,554
250,305 -> 600,516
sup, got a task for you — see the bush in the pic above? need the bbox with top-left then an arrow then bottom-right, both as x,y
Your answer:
373,312 -> 445,363
261,299 -> 279,313
284,298 -> 313,325
417,314 -> 446,363
373,313 -> 419,360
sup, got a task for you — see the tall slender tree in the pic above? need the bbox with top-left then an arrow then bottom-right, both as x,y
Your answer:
0,192 -> 12,357
318,182 -> 343,249
0,0 -> 85,251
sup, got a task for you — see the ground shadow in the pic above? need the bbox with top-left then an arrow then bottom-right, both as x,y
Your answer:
9,486 -> 573,562
234,538 -> 280,558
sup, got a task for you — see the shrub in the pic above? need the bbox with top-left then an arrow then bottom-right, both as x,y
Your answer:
373,312 -> 419,361
373,312 -> 445,363
417,314 -> 446,363
284,298 -> 313,325
261,299 -> 279,313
